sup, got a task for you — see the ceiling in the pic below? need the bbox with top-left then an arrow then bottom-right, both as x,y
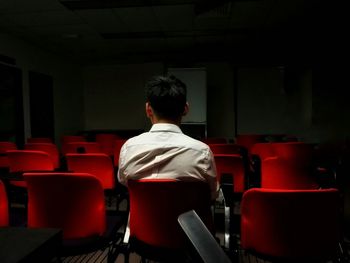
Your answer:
0,0 -> 336,64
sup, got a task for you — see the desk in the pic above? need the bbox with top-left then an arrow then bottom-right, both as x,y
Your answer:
0,227 -> 62,263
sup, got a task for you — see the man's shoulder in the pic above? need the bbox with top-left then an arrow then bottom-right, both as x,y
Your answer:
180,134 -> 211,151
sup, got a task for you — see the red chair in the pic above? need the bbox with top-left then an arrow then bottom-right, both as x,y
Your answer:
125,179 -> 214,262
113,139 -> 127,167
0,142 -> 17,169
272,142 -> 314,162
235,134 -> 265,153
0,180 -> 9,226
24,143 -> 60,169
61,135 -> 86,154
27,137 -> 53,143
66,153 -> 114,190
61,135 -> 86,144
63,142 -> 102,155
251,142 -> 318,189
250,142 -> 276,161
214,154 -> 246,250
7,150 -> 55,187
66,153 -> 128,210
96,133 -> 119,156
208,144 -> 243,155
23,172 -> 124,258
214,154 -> 245,193
241,188 -> 340,262
261,156 -> 319,189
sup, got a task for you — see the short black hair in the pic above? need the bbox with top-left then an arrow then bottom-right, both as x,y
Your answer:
145,75 -> 187,120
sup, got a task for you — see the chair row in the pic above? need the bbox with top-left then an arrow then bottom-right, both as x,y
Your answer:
0,139 -> 128,170
1,150 -> 128,210
1,177 -> 341,262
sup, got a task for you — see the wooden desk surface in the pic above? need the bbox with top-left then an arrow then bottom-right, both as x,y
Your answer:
0,227 -> 62,263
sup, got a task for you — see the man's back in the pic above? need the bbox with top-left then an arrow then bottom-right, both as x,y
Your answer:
118,123 -> 218,199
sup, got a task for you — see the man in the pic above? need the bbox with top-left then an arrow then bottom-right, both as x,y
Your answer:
118,75 -> 218,199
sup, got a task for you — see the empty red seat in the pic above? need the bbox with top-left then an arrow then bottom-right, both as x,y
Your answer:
235,134 -> 265,153
24,143 -> 60,169
66,153 -> 115,190
7,150 -> 55,187
0,180 -> 9,226
261,156 -> 319,189
250,142 -> 276,161
208,144 -> 243,155
0,142 -> 17,169
61,135 -> 86,154
113,139 -> 127,167
63,142 -> 102,155
23,172 -> 124,259
241,188 -> 340,261
96,133 -> 119,156
214,154 -> 245,193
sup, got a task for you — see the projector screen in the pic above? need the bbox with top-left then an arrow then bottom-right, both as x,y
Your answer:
167,68 -> 207,123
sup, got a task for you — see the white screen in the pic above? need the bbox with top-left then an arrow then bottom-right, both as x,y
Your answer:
167,68 -> 207,123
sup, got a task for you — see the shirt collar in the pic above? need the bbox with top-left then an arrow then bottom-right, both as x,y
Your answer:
149,123 -> 183,134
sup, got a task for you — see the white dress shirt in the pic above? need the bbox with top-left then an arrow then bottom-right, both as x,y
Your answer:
117,123 -> 219,199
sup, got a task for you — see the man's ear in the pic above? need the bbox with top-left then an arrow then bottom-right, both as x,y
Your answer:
145,102 -> 153,118
183,102 -> 189,116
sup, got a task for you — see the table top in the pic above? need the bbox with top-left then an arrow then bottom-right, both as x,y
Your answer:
0,227 -> 62,263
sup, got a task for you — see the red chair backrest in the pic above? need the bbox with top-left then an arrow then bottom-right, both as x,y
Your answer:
113,139 -> 127,166
66,153 -> 115,189
27,137 -> 53,143
61,135 -> 86,144
128,179 -> 213,249
235,134 -> 265,152
0,142 -> 17,168
96,134 -> 120,156
64,142 -> 102,154
61,135 -> 86,154
24,172 -> 106,239
0,180 -> 9,226
7,150 -> 55,172
214,154 -> 245,193
208,144 -> 242,155
272,142 -> 314,163
261,157 -> 319,189
241,188 -> 340,261
250,143 -> 276,161
24,143 -> 60,169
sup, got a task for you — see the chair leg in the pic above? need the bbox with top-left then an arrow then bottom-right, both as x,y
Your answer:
337,241 -> 350,263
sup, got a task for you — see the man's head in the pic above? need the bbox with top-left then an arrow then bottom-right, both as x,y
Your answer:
145,75 -> 188,124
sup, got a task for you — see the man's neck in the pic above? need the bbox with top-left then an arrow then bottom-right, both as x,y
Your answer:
152,118 -> 181,126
